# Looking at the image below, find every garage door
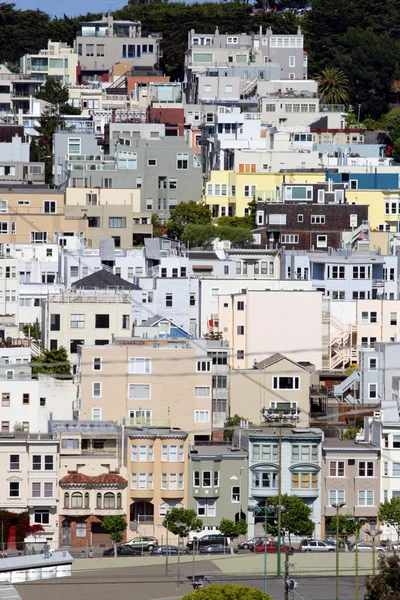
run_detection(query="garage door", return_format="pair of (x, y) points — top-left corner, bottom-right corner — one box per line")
(91, 522), (112, 546)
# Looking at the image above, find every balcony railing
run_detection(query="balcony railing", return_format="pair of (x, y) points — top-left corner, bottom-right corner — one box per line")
(320, 104), (346, 113)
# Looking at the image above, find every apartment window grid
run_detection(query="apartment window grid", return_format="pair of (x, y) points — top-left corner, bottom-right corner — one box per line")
(358, 490), (374, 506)
(329, 461), (345, 477)
(358, 461), (374, 477)
(291, 472), (318, 489)
(197, 499), (216, 517)
(291, 445), (318, 461)
(129, 358), (151, 374)
(328, 490), (345, 505)
(252, 444), (278, 461)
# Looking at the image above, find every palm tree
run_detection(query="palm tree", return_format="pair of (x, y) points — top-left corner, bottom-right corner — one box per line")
(317, 67), (350, 105)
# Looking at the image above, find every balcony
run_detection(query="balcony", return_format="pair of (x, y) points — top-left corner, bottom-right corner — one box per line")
(28, 497), (57, 507)
(372, 279), (385, 288)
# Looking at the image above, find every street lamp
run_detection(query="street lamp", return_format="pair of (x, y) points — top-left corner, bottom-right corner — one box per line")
(165, 511), (170, 576)
(351, 517), (367, 600)
(248, 504), (281, 595)
(365, 523), (383, 576)
(176, 521), (186, 591)
(331, 501), (345, 600)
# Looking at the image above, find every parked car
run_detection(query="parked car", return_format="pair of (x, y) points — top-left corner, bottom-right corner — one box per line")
(349, 542), (386, 552)
(238, 537), (263, 550)
(187, 534), (229, 550)
(299, 540), (335, 552)
(323, 538), (345, 549)
(252, 540), (293, 554)
(103, 545), (141, 556)
(124, 536), (158, 551)
(200, 545), (238, 555)
(149, 545), (191, 556)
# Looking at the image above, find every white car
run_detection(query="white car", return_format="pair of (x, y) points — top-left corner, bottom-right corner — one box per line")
(300, 540), (335, 552)
(351, 542), (386, 552)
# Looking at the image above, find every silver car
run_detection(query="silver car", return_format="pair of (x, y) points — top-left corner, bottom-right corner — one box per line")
(351, 542), (386, 552)
(300, 540), (335, 552)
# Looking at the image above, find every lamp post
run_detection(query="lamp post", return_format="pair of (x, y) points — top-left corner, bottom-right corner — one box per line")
(331, 501), (345, 600)
(248, 504), (280, 594)
(239, 466), (244, 518)
(176, 522), (186, 591)
(351, 517), (367, 600)
(365, 523), (383, 576)
(165, 511), (169, 576)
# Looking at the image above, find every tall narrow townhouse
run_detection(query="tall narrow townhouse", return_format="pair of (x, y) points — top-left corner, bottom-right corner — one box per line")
(127, 427), (189, 540)
(0, 433), (59, 548)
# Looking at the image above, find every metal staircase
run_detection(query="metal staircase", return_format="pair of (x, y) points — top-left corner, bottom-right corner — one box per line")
(242, 77), (258, 98)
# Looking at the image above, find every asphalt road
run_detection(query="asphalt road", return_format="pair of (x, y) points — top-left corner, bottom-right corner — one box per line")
(15, 559), (368, 600)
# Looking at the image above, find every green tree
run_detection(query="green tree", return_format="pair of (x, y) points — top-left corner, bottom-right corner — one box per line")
(35, 76), (69, 107)
(317, 67), (350, 105)
(342, 426), (361, 440)
(224, 414), (247, 442)
(180, 584), (272, 600)
(393, 138), (400, 163)
(379, 497), (400, 541)
(204, 331), (223, 341)
(22, 322), (41, 341)
(386, 109), (400, 143)
(217, 226), (254, 246)
(327, 513), (356, 545)
(365, 553), (400, 600)
(181, 224), (216, 248)
(162, 507), (202, 538)
(31, 346), (72, 379)
(166, 201), (211, 240)
(219, 518), (248, 540)
(101, 515), (127, 557)
(265, 494), (315, 542)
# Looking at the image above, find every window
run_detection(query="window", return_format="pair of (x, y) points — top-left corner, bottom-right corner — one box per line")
(369, 358), (377, 371)
(68, 138), (81, 155)
(311, 215), (325, 224)
(44, 482), (53, 497)
(22, 422), (29, 432)
(2, 393), (10, 407)
(128, 384), (150, 399)
(244, 185), (257, 198)
(45, 456), (54, 471)
(202, 471), (211, 487)
(95, 314), (109, 328)
(31, 232), (47, 243)
(289, 56), (295, 67)
(237, 350), (244, 360)
(291, 472), (318, 489)
(93, 357), (101, 371)
(44, 201), (56, 214)
(237, 325), (244, 335)
(197, 360), (211, 372)
(195, 410), (210, 423)
(177, 153), (189, 169)
(391, 312), (398, 326)
(329, 461), (345, 477)
(195, 386), (211, 397)
(394, 436), (400, 449)
(34, 509), (49, 525)
(368, 383), (377, 399)
(317, 235), (327, 248)
(50, 314), (61, 332)
(9, 482), (19, 497)
(237, 301), (244, 311)
(197, 500), (216, 517)
(232, 486), (240, 503)
(22, 393), (29, 405)
(166, 293), (173, 307)
(281, 234), (299, 244)
(252, 472), (279, 489)
(71, 314), (85, 329)
(92, 382), (102, 398)
(92, 408), (102, 421)
(76, 522), (87, 537)
(71, 492), (83, 508)
(358, 490), (374, 506)
(1, 421), (10, 432)
(32, 455), (42, 470)
(393, 463), (400, 476)
(9, 455), (19, 470)
(292, 445), (318, 461)
(358, 462), (374, 477)
(129, 358), (151, 374)
(273, 376), (299, 390)
(109, 217), (126, 228)
(0, 222), (7, 234)
(329, 490), (345, 506)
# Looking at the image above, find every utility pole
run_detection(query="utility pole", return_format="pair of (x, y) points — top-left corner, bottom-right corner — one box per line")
(277, 421), (282, 576)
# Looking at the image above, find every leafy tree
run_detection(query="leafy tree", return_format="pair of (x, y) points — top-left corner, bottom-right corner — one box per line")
(180, 584), (272, 600)
(166, 201), (211, 240)
(265, 494), (314, 542)
(31, 346), (72, 379)
(219, 518), (248, 540)
(327, 513), (356, 545)
(379, 497), (400, 541)
(393, 138), (400, 163)
(365, 553), (400, 600)
(204, 331), (223, 341)
(101, 516), (127, 557)
(386, 109), (400, 143)
(35, 76), (69, 107)
(162, 507), (202, 537)
(317, 67), (350, 105)
(224, 414), (247, 441)
(342, 426), (361, 440)
(181, 224), (216, 248)
(23, 322), (41, 341)
(217, 226), (254, 246)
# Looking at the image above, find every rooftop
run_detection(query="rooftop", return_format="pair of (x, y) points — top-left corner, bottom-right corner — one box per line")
(190, 444), (247, 458)
(50, 420), (120, 435)
(322, 439), (378, 450)
(72, 268), (140, 291)
(126, 427), (188, 439)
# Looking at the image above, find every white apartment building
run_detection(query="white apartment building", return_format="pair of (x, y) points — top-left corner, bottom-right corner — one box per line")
(0, 433), (59, 546)
(20, 40), (78, 83)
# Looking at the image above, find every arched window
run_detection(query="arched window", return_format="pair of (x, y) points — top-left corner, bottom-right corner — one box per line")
(71, 492), (83, 509)
(64, 492), (70, 509)
(96, 493), (102, 509)
(104, 492), (115, 509)
(117, 493), (122, 509)
(84, 492), (89, 509)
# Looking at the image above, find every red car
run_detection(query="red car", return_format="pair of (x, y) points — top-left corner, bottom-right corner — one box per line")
(252, 540), (293, 553)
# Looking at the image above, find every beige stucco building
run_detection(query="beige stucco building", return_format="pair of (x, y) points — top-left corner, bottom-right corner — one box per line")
(321, 439), (381, 539)
(77, 339), (213, 441)
(0, 188), (86, 244)
(218, 289), (324, 370)
(127, 427), (189, 540)
(229, 353), (313, 427)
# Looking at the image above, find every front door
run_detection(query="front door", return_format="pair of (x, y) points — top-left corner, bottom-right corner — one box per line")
(61, 520), (71, 546)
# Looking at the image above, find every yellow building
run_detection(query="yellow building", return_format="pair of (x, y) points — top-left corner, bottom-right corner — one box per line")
(204, 171), (325, 218)
(346, 189), (399, 233)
